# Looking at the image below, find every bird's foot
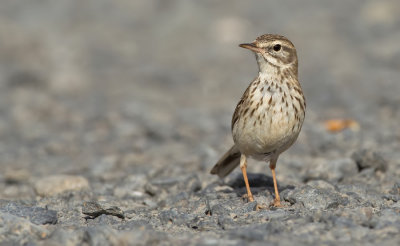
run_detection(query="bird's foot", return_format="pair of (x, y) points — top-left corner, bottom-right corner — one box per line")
(241, 195), (266, 210)
(242, 193), (254, 202)
(269, 198), (284, 208)
(255, 204), (267, 210)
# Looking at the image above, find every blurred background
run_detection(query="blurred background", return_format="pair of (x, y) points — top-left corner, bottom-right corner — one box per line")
(0, 0), (399, 198)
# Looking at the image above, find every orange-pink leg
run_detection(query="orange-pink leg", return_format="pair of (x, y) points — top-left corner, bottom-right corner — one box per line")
(240, 154), (254, 202)
(270, 158), (282, 207)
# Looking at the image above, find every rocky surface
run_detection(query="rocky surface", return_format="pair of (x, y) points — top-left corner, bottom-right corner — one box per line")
(0, 0), (399, 245)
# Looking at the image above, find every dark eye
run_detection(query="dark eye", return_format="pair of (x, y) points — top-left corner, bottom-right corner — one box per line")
(273, 44), (281, 51)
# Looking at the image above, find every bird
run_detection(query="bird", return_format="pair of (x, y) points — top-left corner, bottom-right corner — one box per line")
(210, 34), (306, 207)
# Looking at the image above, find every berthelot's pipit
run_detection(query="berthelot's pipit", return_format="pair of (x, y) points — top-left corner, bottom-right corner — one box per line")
(210, 34), (306, 207)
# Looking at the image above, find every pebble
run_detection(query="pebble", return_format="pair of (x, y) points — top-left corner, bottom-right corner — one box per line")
(351, 149), (388, 172)
(306, 180), (336, 191)
(283, 185), (348, 210)
(303, 158), (358, 182)
(0, 202), (57, 225)
(34, 175), (90, 197)
(82, 201), (125, 219)
(0, 212), (50, 243)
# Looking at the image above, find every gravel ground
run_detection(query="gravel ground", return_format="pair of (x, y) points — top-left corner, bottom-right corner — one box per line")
(0, 1), (399, 245)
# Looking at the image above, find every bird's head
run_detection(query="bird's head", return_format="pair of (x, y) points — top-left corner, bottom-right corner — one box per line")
(239, 34), (298, 74)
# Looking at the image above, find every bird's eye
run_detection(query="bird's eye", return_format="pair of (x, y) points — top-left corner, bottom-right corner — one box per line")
(273, 44), (281, 51)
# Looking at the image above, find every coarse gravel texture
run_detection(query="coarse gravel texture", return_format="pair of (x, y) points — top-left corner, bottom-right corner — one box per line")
(0, 0), (400, 245)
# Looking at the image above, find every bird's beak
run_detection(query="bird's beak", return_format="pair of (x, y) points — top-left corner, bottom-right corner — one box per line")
(239, 43), (263, 53)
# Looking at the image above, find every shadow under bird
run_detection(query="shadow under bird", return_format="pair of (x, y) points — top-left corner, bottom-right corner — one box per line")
(210, 34), (306, 207)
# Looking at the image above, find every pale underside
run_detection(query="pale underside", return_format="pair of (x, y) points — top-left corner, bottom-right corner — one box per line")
(232, 70), (305, 162)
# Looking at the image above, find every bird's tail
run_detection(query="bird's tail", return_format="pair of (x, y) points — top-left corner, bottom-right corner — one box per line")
(210, 145), (241, 178)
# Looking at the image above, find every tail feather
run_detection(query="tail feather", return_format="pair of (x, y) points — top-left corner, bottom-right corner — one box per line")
(210, 145), (241, 178)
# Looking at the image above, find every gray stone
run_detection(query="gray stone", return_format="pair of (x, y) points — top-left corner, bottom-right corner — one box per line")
(83, 226), (119, 246)
(0, 212), (50, 243)
(389, 182), (400, 195)
(384, 182), (400, 202)
(0, 202), (57, 225)
(87, 214), (121, 226)
(375, 209), (400, 229)
(235, 201), (258, 214)
(217, 215), (235, 230)
(82, 201), (125, 219)
(113, 174), (147, 199)
(351, 149), (388, 172)
(189, 216), (218, 231)
(34, 175), (89, 197)
(229, 226), (267, 241)
(47, 228), (85, 246)
(210, 203), (231, 216)
(337, 184), (383, 207)
(178, 174), (202, 193)
(144, 182), (161, 196)
(303, 158), (358, 182)
(158, 208), (193, 226)
(306, 180), (336, 191)
(118, 219), (152, 231)
(3, 169), (31, 184)
(151, 174), (202, 195)
(151, 177), (180, 187)
(283, 185), (349, 210)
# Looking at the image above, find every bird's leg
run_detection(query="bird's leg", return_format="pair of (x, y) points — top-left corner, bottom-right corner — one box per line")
(240, 154), (254, 202)
(269, 158), (282, 207)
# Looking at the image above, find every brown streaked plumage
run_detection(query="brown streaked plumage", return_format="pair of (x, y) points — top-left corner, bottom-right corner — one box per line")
(210, 34), (306, 207)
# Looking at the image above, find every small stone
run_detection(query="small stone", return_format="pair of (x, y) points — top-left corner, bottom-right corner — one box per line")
(47, 228), (85, 246)
(217, 215), (234, 229)
(284, 185), (348, 210)
(303, 158), (358, 182)
(4, 169), (31, 184)
(159, 209), (177, 225)
(389, 182), (400, 195)
(229, 225), (267, 241)
(143, 199), (157, 208)
(237, 201), (258, 214)
(83, 226), (119, 245)
(114, 188), (145, 199)
(0, 202), (57, 225)
(87, 214), (121, 226)
(210, 203), (231, 216)
(375, 209), (400, 229)
(34, 175), (89, 197)
(307, 180), (336, 191)
(151, 174), (201, 194)
(113, 174), (147, 199)
(151, 177), (179, 187)
(351, 149), (388, 172)
(178, 174), (201, 193)
(338, 184), (383, 207)
(103, 207), (125, 219)
(144, 183), (161, 196)
(189, 216), (217, 231)
(213, 185), (234, 193)
(0, 211), (50, 242)
(118, 219), (152, 231)
(90, 155), (118, 176)
(82, 201), (125, 219)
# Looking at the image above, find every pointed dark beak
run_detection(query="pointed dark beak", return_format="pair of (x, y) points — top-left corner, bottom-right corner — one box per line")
(239, 43), (263, 53)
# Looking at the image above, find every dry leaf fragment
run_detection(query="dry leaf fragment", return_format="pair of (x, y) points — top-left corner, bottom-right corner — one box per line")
(324, 119), (360, 132)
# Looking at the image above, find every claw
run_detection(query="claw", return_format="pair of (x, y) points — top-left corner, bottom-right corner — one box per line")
(270, 199), (284, 208)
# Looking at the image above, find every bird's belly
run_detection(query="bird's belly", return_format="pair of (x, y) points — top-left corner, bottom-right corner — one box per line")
(233, 110), (302, 157)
